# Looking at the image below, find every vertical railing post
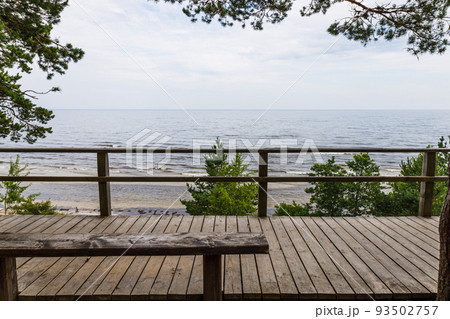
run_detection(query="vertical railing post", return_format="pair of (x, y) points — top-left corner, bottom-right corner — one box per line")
(418, 151), (436, 217)
(97, 151), (111, 217)
(203, 254), (222, 301)
(258, 151), (268, 217)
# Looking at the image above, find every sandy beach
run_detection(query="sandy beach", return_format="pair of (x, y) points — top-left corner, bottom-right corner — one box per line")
(22, 180), (312, 215)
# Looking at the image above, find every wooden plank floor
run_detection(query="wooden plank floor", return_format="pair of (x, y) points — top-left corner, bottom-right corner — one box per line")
(0, 215), (440, 300)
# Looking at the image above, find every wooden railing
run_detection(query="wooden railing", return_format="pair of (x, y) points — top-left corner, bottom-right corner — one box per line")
(0, 147), (449, 217)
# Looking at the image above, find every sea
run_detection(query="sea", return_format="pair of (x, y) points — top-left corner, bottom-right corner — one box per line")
(0, 109), (449, 212)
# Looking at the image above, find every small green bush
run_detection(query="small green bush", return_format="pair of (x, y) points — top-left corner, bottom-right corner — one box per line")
(181, 138), (258, 216)
(13, 200), (58, 215)
(275, 154), (384, 217)
(0, 155), (57, 215)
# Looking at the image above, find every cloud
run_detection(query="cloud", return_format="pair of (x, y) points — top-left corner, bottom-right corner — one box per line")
(19, 0), (450, 110)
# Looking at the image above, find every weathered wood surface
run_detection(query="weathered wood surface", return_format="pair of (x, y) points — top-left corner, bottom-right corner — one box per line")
(0, 232), (269, 257)
(0, 215), (441, 301)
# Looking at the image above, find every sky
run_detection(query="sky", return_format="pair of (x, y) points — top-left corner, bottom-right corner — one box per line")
(21, 0), (450, 110)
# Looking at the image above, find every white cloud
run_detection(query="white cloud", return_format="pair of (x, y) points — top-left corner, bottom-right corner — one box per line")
(20, 0), (450, 110)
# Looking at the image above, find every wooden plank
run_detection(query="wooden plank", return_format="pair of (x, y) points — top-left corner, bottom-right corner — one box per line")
(70, 215), (128, 301)
(0, 257), (18, 300)
(406, 216), (438, 232)
(20, 257), (76, 300)
(238, 216), (262, 300)
(300, 217), (378, 300)
(270, 217), (320, 299)
(222, 216), (242, 300)
(170, 216), (202, 301)
(15, 215), (55, 233)
(364, 217), (438, 269)
(258, 217), (298, 299)
(17, 215), (81, 296)
(56, 216), (139, 300)
(318, 218), (411, 299)
(396, 217), (439, 241)
(0, 215), (33, 232)
(55, 256), (104, 301)
(35, 257), (88, 300)
(17, 257), (59, 293)
(348, 218), (437, 292)
(413, 216), (439, 227)
(301, 217), (389, 300)
(280, 217), (354, 300)
(16, 257), (31, 269)
(0, 215), (14, 228)
(248, 216), (280, 300)
(23, 216), (65, 233)
(53, 215), (87, 234)
(145, 215), (183, 300)
(159, 215), (194, 301)
(65, 216), (96, 233)
(150, 215), (190, 300)
(109, 217), (155, 301)
(92, 216), (143, 300)
(378, 218), (439, 259)
(335, 218), (432, 298)
(41, 215), (80, 234)
(187, 216), (215, 300)
(130, 215), (173, 300)
(35, 217), (121, 300)
(2, 215), (42, 233)
(19, 217), (90, 300)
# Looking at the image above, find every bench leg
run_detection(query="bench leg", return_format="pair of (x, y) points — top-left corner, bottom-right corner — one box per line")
(0, 257), (18, 301)
(203, 255), (222, 301)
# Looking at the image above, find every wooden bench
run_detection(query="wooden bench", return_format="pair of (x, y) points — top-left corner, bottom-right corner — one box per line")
(0, 232), (269, 301)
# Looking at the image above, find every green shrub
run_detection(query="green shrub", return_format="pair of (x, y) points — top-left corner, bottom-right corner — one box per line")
(275, 136), (450, 217)
(277, 153), (385, 217)
(0, 155), (57, 215)
(274, 201), (314, 216)
(383, 136), (449, 216)
(13, 200), (58, 215)
(181, 138), (258, 216)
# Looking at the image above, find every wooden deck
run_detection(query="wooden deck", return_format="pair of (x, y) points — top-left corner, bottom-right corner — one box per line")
(0, 214), (440, 300)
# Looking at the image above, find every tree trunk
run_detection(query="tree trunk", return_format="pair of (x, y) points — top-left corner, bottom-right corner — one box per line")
(437, 160), (450, 300)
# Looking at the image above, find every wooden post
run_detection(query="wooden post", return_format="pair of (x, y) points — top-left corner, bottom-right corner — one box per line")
(97, 152), (111, 217)
(418, 151), (436, 217)
(203, 254), (222, 301)
(0, 257), (18, 300)
(258, 151), (268, 217)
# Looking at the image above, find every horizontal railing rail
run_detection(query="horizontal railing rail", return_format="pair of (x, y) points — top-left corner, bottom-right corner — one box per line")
(0, 147), (448, 217)
(1, 147), (450, 153)
(0, 176), (447, 182)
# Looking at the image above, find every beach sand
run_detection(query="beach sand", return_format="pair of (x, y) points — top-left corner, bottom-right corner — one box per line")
(22, 181), (312, 216)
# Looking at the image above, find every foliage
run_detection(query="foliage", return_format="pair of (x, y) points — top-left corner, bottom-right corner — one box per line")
(305, 156), (348, 216)
(0, 155), (57, 215)
(13, 199), (57, 215)
(383, 135), (449, 216)
(1, 0), (84, 143)
(181, 138), (258, 215)
(276, 136), (450, 217)
(161, 0), (450, 56)
(274, 201), (314, 216)
(275, 153), (384, 216)
(344, 153), (383, 216)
